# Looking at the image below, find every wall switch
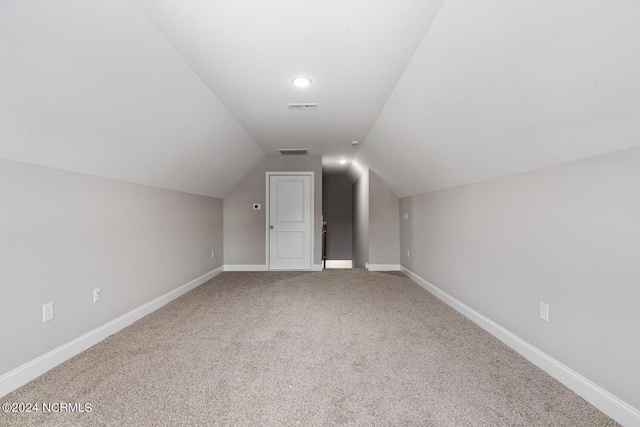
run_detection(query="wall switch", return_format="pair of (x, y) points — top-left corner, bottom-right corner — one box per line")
(43, 302), (54, 323)
(211, 250), (215, 258)
(540, 302), (549, 322)
(253, 203), (261, 210)
(93, 288), (101, 303)
(404, 212), (409, 220)
(407, 250), (411, 258)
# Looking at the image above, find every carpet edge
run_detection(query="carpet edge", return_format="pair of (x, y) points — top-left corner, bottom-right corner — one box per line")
(0, 266), (224, 398)
(400, 265), (640, 427)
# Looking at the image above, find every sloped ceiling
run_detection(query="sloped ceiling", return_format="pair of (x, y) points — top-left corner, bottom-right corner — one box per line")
(351, 0), (640, 197)
(0, 0), (264, 198)
(1, 0), (639, 198)
(132, 0), (444, 172)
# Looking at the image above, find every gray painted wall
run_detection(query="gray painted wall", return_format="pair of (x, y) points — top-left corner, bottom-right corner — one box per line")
(224, 155), (323, 266)
(399, 148), (640, 410)
(369, 170), (400, 265)
(0, 158), (223, 376)
(352, 170), (369, 268)
(322, 172), (352, 260)
(352, 169), (400, 268)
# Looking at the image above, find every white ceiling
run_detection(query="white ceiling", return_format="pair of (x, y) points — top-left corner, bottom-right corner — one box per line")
(132, 0), (444, 172)
(1, 0), (639, 198)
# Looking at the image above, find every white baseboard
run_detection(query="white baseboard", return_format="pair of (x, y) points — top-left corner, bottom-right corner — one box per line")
(224, 264), (321, 271)
(325, 260), (353, 269)
(400, 266), (640, 427)
(368, 264), (401, 271)
(0, 266), (223, 398)
(224, 264), (267, 271)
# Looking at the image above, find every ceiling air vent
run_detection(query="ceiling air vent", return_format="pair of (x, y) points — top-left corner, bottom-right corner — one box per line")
(278, 149), (308, 155)
(286, 103), (318, 110)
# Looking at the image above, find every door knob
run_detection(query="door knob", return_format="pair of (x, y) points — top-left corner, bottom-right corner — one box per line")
(270, 225), (274, 229)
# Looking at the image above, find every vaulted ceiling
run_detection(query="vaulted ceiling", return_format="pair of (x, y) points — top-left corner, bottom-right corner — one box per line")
(1, 0), (639, 198)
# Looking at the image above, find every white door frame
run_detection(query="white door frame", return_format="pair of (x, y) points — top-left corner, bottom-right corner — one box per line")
(265, 171), (314, 270)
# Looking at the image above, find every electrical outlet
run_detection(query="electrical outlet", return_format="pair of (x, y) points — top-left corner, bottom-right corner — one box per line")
(43, 302), (54, 323)
(404, 212), (409, 220)
(540, 302), (549, 322)
(93, 288), (101, 303)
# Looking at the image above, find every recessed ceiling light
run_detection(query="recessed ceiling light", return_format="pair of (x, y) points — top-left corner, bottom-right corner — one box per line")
(339, 159), (347, 164)
(291, 77), (312, 88)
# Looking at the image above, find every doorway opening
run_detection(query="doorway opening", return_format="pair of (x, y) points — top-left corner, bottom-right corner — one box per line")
(321, 171), (353, 269)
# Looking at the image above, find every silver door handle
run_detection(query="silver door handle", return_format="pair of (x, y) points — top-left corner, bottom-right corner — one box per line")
(270, 225), (274, 229)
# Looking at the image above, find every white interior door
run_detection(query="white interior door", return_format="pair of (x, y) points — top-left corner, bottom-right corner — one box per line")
(268, 174), (312, 270)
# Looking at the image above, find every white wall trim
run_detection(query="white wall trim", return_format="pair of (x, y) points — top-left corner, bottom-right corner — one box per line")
(225, 265), (319, 272)
(368, 264), (401, 271)
(0, 266), (223, 398)
(400, 266), (640, 427)
(325, 260), (353, 269)
(224, 264), (268, 271)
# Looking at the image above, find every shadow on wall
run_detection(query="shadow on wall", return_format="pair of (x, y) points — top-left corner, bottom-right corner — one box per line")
(322, 171), (353, 266)
(351, 169), (400, 269)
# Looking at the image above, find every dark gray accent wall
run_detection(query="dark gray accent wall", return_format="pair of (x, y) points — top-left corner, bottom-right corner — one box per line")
(322, 172), (353, 260)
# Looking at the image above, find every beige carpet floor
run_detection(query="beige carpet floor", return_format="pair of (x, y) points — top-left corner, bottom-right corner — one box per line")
(1, 270), (617, 426)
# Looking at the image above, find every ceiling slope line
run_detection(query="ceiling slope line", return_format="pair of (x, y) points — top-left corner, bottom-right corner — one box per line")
(348, 0), (447, 184)
(130, 0), (265, 158)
